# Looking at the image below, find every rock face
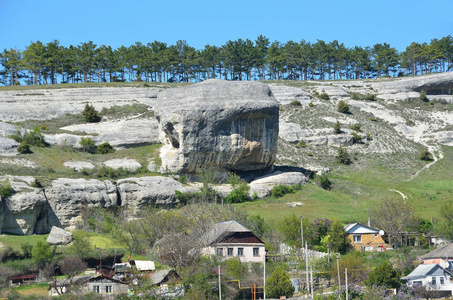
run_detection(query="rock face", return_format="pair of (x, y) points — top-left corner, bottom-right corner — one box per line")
(47, 226), (73, 245)
(117, 176), (195, 210)
(249, 171), (307, 198)
(0, 137), (19, 156)
(45, 178), (118, 229)
(0, 177), (48, 235)
(155, 79), (279, 174)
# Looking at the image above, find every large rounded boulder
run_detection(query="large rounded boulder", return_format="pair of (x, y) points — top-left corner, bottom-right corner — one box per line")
(154, 79), (279, 175)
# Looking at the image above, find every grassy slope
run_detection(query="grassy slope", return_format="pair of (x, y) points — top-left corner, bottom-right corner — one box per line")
(237, 146), (453, 224)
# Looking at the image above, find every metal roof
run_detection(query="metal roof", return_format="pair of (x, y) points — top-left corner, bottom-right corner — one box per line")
(402, 263), (451, 280)
(420, 243), (453, 260)
(202, 220), (251, 245)
(132, 260), (155, 271)
(344, 223), (380, 234)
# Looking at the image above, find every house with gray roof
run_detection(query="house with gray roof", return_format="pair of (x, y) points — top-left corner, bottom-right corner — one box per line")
(402, 263), (453, 296)
(201, 220), (265, 263)
(420, 243), (453, 270)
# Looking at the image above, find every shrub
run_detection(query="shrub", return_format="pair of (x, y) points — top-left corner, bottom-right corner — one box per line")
(316, 174), (332, 190)
(80, 137), (96, 154)
(17, 141), (32, 154)
(30, 178), (43, 188)
(350, 123), (361, 132)
(270, 184), (302, 198)
(96, 142), (115, 154)
(369, 117), (378, 122)
(420, 90), (428, 102)
(265, 266), (294, 298)
(11, 127), (47, 147)
(420, 149), (433, 161)
(352, 132), (362, 144)
(0, 179), (12, 198)
(82, 104), (101, 122)
(290, 100), (301, 106)
(365, 261), (401, 289)
(296, 140), (306, 148)
(308, 102), (314, 107)
(225, 182), (250, 203)
(333, 121), (341, 134)
(337, 100), (350, 113)
(366, 133), (372, 141)
(336, 146), (351, 165)
(319, 92), (330, 100)
(365, 94), (377, 101)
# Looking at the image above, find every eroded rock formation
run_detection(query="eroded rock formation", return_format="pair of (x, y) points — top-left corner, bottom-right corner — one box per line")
(155, 79), (279, 175)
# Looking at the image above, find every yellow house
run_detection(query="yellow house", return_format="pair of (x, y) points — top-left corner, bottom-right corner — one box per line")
(344, 223), (388, 251)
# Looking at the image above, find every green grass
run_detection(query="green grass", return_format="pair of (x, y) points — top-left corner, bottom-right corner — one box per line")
(0, 234), (48, 251)
(237, 146), (453, 224)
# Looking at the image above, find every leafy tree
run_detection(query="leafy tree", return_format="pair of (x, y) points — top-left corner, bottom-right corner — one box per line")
(79, 137), (96, 154)
(435, 200), (453, 241)
(278, 213), (309, 248)
(82, 103), (101, 122)
(420, 90), (428, 101)
(330, 252), (368, 285)
(337, 100), (350, 113)
(32, 241), (53, 267)
(265, 266), (294, 298)
(70, 231), (92, 259)
(336, 145), (351, 165)
(366, 261), (401, 289)
(323, 220), (351, 254)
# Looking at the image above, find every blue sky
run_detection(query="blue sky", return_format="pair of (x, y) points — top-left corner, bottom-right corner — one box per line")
(1, 0), (452, 52)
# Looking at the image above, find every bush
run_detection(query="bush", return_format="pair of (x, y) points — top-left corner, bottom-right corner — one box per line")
(352, 132), (362, 144)
(365, 261), (401, 289)
(366, 133), (372, 141)
(0, 179), (12, 198)
(270, 184), (302, 198)
(336, 146), (351, 165)
(17, 141), (32, 154)
(80, 137), (97, 154)
(350, 123), (361, 132)
(265, 266), (294, 298)
(82, 104), (101, 122)
(290, 100), (301, 106)
(333, 121), (341, 134)
(96, 142), (115, 154)
(420, 149), (433, 161)
(10, 127), (47, 147)
(30, 178), (43, 188)
(365, 94), (377, 101)
(296, 140), (306, 148)
(337, 100), (350, 113)
(225, 183), (250, 203)
(316, 174), (332, 190)
(369, 117), (378, 122)
(318, 92), (329, 100)
(308, 102), (314, 107)
(420, 90), (428, 102)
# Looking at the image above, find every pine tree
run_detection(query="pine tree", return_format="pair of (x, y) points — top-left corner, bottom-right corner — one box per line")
(265, 266), (295, 298)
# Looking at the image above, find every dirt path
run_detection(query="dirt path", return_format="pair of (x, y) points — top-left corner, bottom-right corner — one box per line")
(389, 189), (408, 199)
(408, 143), (443, 181)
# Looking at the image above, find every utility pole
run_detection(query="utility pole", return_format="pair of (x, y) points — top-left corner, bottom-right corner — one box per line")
(305, 242), (309, 294)
(218, 265), (221, 300)
(263, 254), (266, 300)
(336, 253), (341, 300)
(310, 266), (314, 299)
(300, 216), (304, 249)
(345, 268), (348, 300)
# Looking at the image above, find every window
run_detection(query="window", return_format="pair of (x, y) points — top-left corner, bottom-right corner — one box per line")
(374, 234), (378, 237)
(93, 285), (100, 293)
(238, 248), (244, 256)
(413, 281), (422, 286)
(432, 277), (436, 285)
(253, 247), (259, 256)
(353, 235), (362, 243)
(106, 286), (112, 293)
(441, 277), (445, 285)
(217, 248), (224, 256)
(227, 248), (233, 256)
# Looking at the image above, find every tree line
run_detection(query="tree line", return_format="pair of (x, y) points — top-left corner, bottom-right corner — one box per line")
(1, 35), (453, 86)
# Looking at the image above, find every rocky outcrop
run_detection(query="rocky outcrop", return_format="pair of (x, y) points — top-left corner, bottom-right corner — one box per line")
(268, 84), (312, 105)
(45, 178), (118, 230)
(155, 79), (279, 175)
(0, 137), (19, 156)
(47, 226), (73, 245)
(0, 177), (48, 235)
(372, 72), (453, 94)
(63, 161), (96, 171)
(117, 176), (196, 210)
(103, 159), (142, 172)
(60, 118), (160, 149)
(249, 171), (307, 198)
